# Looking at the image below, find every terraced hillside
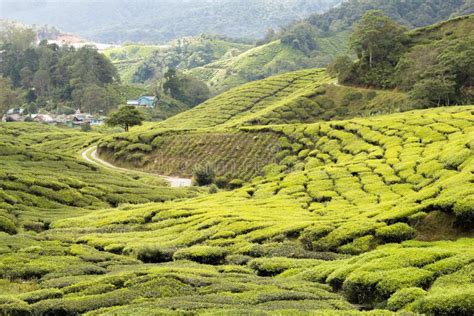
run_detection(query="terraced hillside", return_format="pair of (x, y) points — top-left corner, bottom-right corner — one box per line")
(0, 124), (196, 233)
(96, 68), (421, 179)
(189, 33), (349, 93)
(103, 36), (252, 84)
(1, 106), (472, 315)
(98, 130), (281, 181)
(154, 68), (418, 130)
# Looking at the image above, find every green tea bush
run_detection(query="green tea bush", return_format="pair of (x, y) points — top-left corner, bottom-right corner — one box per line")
(17, 288), (63, 304)
(136, 245), (176, 263)
(0, 213), (17, 234)
(375, 223), (416, 243)
(386, 287), (426, 311)
(453, 196), (473, 229)
(414, 291), (474, 316)
(173, 246), (228, 265)
(228, 179), (244, 189)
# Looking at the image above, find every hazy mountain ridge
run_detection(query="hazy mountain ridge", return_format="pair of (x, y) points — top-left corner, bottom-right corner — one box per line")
(0, 0), (342, 44)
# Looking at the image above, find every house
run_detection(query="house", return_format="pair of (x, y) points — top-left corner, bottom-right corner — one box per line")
(2, 108), (26, 122)
(127, 96), (156, 109)
(90, 117), (106, 126)
(32, 114), (56, 124)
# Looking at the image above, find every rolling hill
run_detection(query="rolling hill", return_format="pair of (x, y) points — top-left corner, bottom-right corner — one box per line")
(1, 105), (472, 314)
(103, 35), (253, 84)
(188, 0), (473, 93)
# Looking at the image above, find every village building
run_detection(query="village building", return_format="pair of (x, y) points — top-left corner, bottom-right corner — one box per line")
(127, 96), (157, 109)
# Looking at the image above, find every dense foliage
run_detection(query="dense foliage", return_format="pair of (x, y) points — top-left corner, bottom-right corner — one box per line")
(1, 106), (471, 314)
(188, 0), (472, 94)
(330, 13), (474, 106)
(0, 25), (125, 114)
(161, 69), (211, 107)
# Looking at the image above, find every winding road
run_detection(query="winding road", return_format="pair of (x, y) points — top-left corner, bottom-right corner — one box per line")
(81, 147), (192, 188)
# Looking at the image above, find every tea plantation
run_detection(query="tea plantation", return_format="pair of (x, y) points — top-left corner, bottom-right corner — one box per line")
(95, 68), (421, 179)
(0, 105), (472, 314)
(0, 124), (196, 233)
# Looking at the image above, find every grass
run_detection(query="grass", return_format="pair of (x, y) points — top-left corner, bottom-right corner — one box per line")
(0, 103), (472, 314)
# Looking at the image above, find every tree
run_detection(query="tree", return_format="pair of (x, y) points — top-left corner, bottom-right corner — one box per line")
(411, 72), (457, 106)
(106, 106), (144, 132)
(350, 10), (407, 69)
(0, 77), (21, 114)
(281, 23), (318, 55)
(192, 162), (216, 186)
(162, 69), (210, 106)
(327, 55), (354, 83)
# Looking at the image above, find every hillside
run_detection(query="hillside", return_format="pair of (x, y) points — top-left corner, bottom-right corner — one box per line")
(104, 35), (253, 84)
(188, 0), (473, 93)
(331, 13), (473, 107)
(161, 68), (417, 130)
(0, 0), (341, 44)
(1, 106), (472, 314)
(0, 124), (196, 233)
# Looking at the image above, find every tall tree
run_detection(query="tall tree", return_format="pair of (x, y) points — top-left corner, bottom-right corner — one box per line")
(350, 10), (407, 69)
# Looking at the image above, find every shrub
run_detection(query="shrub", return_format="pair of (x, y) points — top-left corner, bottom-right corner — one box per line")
(136, 245), (176, 263)
(375, 223), (416, 243)
(0, 213), (17, 235)
(192, 162), (216, 186)
(387, 287), (426, 311)
(173, 246), (228, 265)
(228, 179), (244, 190)
(453, 197), (473, 229)
(414, 291), (474, 316)
(215, 176), (229, 189)
(208, 184), (219, 194)
(18, 288), (63, 304)
(248, 257), (318, 277)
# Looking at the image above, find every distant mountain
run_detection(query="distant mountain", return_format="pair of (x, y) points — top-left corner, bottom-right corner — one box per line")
(0, 0), (342, 44)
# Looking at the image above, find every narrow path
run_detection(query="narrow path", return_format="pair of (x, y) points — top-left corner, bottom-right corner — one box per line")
(81, 147), (192, 188)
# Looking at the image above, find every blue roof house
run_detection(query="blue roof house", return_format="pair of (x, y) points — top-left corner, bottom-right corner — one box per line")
(127, 96), (156, 108)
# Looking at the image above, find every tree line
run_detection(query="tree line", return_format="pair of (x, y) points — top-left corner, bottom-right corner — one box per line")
(0, 25), (125, 115)
(328, 11), (473, 106)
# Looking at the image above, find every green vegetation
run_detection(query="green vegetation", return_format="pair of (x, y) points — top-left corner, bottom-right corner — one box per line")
(190, 0), (472, 93)
(0, 123), (196, 230)
(106, 106), (145, 132)
(330, 13), (473, 106)
(0, 25), (141, 115)
(98, 130), (280, 181)
(104, 35), (252, 84)
(1, 0), (341, 44)
(0, 106), (470, 314)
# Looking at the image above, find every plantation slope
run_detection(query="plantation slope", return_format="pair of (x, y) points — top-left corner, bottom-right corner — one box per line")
(104, 37), (253, 84)
(42, 106), (474, 314)
(0, 123), (196, 232)
(157, 68), (333, 129)
(189, 33), (349, 93)
(98, 130), (281, 182)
